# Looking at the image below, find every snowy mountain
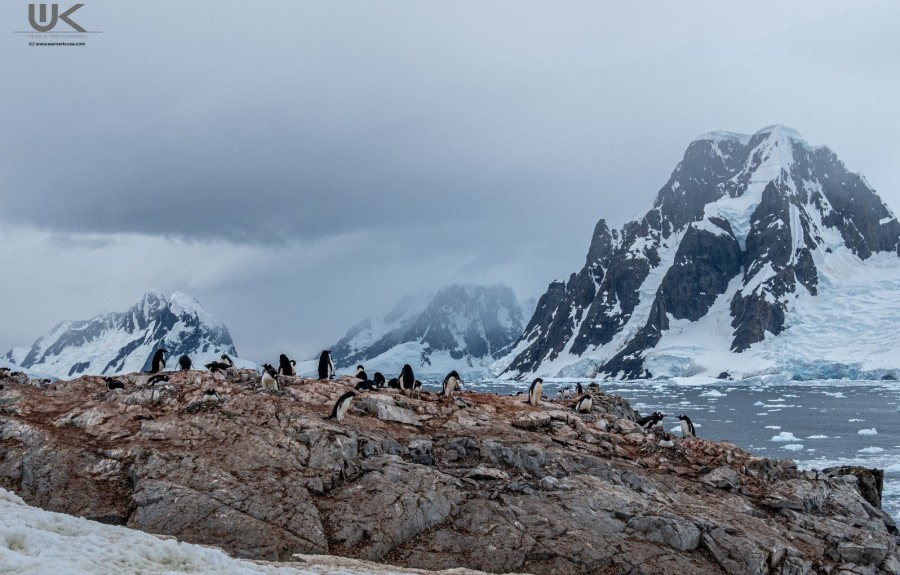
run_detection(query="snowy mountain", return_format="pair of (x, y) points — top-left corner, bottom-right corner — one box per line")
(331, 284), (533, 379)
(4, 291), (245, 379)
(496, 126), (900, 380)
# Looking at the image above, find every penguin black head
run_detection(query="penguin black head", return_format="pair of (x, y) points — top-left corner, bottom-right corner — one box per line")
(677, 414), (688, 421)
(356, 365), (364, 371)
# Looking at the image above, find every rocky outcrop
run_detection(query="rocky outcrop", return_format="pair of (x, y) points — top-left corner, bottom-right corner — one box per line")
(1, 369), (898, 574)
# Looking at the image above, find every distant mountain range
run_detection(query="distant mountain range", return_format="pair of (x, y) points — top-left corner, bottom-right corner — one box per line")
(330, 284), (534, 378)
(495, 126), (900, 381)
(4, 292), (246, 379)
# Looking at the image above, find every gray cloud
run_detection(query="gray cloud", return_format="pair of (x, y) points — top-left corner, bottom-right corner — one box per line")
(1, 1), (898, 361)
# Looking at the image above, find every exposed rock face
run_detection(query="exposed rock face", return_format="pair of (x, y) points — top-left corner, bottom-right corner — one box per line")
(4, 291), (240, 378)
(1, 370), (898, 574)
(497, 126), (900, 379)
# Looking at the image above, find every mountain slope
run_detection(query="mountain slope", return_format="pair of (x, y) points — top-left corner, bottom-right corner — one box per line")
(496, 126), (900, 380)
(5, 291), (243, 378)
(331, 284), (532, 378)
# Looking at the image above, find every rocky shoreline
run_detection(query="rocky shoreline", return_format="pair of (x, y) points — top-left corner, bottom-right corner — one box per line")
(1, 369), (898, 574)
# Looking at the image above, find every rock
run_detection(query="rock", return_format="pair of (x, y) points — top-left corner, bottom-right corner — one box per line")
(0, 371), (896, 574)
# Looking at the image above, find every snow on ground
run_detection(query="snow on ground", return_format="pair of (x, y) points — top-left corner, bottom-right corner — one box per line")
(0, 489), (492, 575)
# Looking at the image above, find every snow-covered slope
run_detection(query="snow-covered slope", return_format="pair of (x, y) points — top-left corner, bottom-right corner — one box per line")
(0, 488), (479, 575)
(331, 285), (532, 379)
(496, 126), (900, 380)
(4, 291), (249, 379)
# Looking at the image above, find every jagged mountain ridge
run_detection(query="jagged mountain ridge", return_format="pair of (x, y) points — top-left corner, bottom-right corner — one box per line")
(497, 126), (900, 380)
(4, 291), (240, 378)
(331, 284), (533, 377)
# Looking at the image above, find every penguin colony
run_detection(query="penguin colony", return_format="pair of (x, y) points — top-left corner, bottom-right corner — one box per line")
(72, 348), (699, 437)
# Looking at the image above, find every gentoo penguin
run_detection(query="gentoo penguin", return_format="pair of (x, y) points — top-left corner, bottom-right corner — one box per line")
(205, 354), (234, 372)
(147, 374), (169, 385)
(526, 377), (543, 406)
(558, 386), (572, 399)
(398, 364), (416, 392)
(104, 377), (125, 390)
(178, 355), (192, 371)
(260, 364), (279, 391)
(637, 411), (665, 430)
(278, 354), (294, 376)
(387, 377), (400, 389)
(290, 359), (297, 375)
(657, 433), (675, 448)
(202, 389), (220, 402)
(318, 350), (334, 380)
(327, 391), (356, 422)
(355, 365), (368, 381)
(441, 370), (462, 396)
(575, 382), (584, 395)
(149, 348), (167, 373)
(574, 394), (593, 413)
(355, 379), (379, 391)
(373, 372), (386, 388)
(678, 414), (696, 438)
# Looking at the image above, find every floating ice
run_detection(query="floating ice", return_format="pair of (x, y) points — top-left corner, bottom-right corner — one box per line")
(753, 401), (765, 406)
(781, 444), (804, 451)
(823, 392), (846, 398)
(806, 435), (828, 439)
(700, 390), (725, 397)
(858, 447), (884, 454)
(848, 418), (864, 422)
(771, 432), (799, 442)
(765, 426), (781, 429)
(858, 428), (878, 435)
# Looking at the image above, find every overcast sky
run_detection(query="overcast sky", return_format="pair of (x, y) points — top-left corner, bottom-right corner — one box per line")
(1, 1), (898, 363)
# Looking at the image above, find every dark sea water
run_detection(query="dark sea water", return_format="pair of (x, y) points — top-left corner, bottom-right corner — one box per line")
(436, 378), (900, 520)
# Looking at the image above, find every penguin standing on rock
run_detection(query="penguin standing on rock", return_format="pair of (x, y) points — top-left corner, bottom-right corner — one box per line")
(149, 349), (167, 373)
(104, 377), (125, 391)
(327, 391), (356, 422)
(354, 365), (368, 381)
(678, 414), (696, 438)
(260, 364), (279, 391)
(657, 433), (675, 448)
(278, 354), (294, 376)
(178, 355), (192, 371)
(318, 351), (334, 380)
(441, 370), (462, 397)
(373, 372), (386, 388)
(574, 394), (593, 413)
(526, 378), (543, 406)
(202, 389), (221, 402)
(398, 364), (416, 395)
(576, 382), (584, 395)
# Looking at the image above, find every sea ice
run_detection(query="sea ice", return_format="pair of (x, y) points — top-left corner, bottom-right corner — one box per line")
(765, 426), (781, 429)
(858, 447), (884, 454)
(858, 428), (878, 435)
(781, 444), (804, 451)
(806, 435), (828, 439)
(771, 432), (799, 442)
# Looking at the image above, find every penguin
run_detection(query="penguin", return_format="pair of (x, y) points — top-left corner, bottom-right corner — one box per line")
(205, 354), (234, 372)
(574, 394), (593, 413)
(355, 379), (379, 391)
(202, 389), (220, 402)
(318, 350), (334, 380)
(387, 377), (400, 389)
(657, 433), (675, 448)
(147, 374), (169, 385)
(558, 386), (572, 399)
(373, 372), (386, 388)
(290, 359), (297, 375)
(575, 382), (584, 395)
(178, 355), (192, 371)
(354, 365), (368, 381)
(441, 370), (462, 396)
(149, 348), (167, 373)
(327, 391), (356, 422)
(260, 364), (279, 391)
(678, 414), (696, 438)
(525, 377), (543, 406)
(104, 377), (125, 391)
(398, 364), (416, 392)
(637, 411), (665, 430)
(278, 354), (294, 376)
